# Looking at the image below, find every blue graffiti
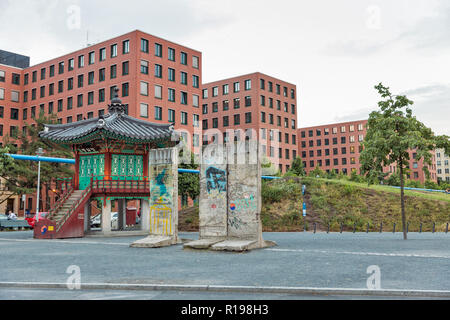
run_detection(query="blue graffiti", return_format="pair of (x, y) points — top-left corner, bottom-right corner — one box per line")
(151, 169), (167, 196)
(205, 167), (227, 193)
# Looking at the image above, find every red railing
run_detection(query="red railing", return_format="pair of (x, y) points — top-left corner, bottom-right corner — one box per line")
(91, 176), (150, 194)
(56, 184), (92, 233)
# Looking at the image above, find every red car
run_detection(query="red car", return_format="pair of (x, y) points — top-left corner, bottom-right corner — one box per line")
(26, 212), (48, 229)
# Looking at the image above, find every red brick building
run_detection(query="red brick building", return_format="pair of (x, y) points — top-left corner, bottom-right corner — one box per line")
(298, 119), (437, 183)
(0, 30), (203, 214)
(202, 73), (298, 173)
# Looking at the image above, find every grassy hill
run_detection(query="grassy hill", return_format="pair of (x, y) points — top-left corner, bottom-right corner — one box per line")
(179, 177), (450, 232)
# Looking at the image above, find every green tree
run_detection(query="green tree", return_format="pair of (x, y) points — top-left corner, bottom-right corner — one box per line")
(1, 113), (74, 210)
(288, 157), (306, 176)
(360, 83), (450, 240)
(178, 152), (200, 203)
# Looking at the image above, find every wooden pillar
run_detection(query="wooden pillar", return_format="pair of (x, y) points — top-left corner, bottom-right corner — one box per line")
(74, 151), (80, 190)
(143, 150), (149, 180)
(104, 151), (111, 180)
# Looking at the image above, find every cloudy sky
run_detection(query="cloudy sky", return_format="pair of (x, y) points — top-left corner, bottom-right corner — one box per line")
(1, 0), (449, 135)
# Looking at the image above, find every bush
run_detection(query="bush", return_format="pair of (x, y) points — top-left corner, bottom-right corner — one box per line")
(406, 180), (423, 189)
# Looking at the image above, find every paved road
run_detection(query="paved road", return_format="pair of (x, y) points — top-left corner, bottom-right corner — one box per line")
(0, 231), (449, 297)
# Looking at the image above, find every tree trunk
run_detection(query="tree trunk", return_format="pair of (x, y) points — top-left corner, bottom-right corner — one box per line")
(400, 163), (407, 240)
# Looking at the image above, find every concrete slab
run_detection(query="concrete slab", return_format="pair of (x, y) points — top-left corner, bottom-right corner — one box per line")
(130, 235), (178, 248)
(211, 239), (277, 252)
(183, 238), (225, 250)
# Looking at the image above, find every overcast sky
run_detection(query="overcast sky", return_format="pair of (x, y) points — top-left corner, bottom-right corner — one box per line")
(1, 0), (449, 135)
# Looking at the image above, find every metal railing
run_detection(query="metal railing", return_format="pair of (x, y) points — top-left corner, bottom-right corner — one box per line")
(303, 221), (449, 234)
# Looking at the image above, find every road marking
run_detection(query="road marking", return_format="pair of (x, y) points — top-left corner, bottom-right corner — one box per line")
(265, 248), (450, 259)
(0, 238), (130, 246)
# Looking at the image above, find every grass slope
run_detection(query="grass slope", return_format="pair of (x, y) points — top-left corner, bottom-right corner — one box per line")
(179, 177), (450, 232)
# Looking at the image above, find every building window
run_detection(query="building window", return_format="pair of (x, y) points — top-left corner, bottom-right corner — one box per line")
(141, 38), (149, 53)
(12, 73), (20, 85)
(154, 64), (162, 78)
(180, 52), (187, 65)
(140, 82), (149, 96)
(123, 40), (130, 54)
(88, 52), (95, 65)
(111, 44), (118, 58)
(202, 89), (208, 99)
(233, 82), (240, 92)
(193, 94), (199, 107)
(202, 104), (208, 114)
(168, 47), (175, 61)
(153, 85), (162, 99)
(58, 61), (64, 74)
(193, 114), (200, 127)
(67, 97), (73, 109)
(10, 108), (19, 120)
(99, 68), (105, 82)
(245, 79), (251, 90)
(245, 96), (252, 107)
(223, 116), (229, 127)
(223, 100), (229, 111)
(245, 112), (252, 124)
(122, 61), (129, 75)
(78, 55), (84, 68)
(181, 112), (188, 125)
(212, 86), (218, 97)
(168, 109), (175, 123)
(77, 94), (83, 107)
(168, 68), (175, 81)
(223, 84), (229, 95)
(261, 112), (266, 123)
(99, 48), (106, 61)
(110, 65), (117, 79)
(67, 78), (73, 90)
(49, 66), (54, 77)
(180, 91), (187, 105)
(168, 88), (175, 102)
(212, 117), (218, 128)
(88, 71), (94, 85)
(77, 75), (84, 88)
(88, 92), (94, 105)
(193, 75), (199, 88)
(122, 83), (129, 97)
(58, 80), (64, 93)
(181, 72), (187, 85)
(192, 56), (199, 69)
(155, 43), (162, 57)
(154, 106), (162, 120)
(11, 91), (19, 102)
(234, 98), (240, 109)
(234, 114), (240, 125)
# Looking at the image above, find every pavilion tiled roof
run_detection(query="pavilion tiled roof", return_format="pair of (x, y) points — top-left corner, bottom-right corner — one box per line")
(39, 89), (177, 145)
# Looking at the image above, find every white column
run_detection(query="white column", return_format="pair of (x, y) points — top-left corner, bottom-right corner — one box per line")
(141, 199), (150, 232)
(102, 199), (112, 233)
(84, 201), (91, 233)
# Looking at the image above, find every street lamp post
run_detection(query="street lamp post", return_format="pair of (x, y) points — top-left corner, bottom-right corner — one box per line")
(36, 148), (44, 223)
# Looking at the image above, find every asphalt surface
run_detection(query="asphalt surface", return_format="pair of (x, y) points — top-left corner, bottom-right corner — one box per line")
(0, 231), (449, 299)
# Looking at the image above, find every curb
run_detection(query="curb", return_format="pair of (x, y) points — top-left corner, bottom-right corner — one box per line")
(0, 282), (449, 298)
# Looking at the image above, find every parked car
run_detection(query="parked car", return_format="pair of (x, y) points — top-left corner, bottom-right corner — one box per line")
(90, 214), (101, 228)
(90, 212), (118, 229)
(25, 212), (48, 229)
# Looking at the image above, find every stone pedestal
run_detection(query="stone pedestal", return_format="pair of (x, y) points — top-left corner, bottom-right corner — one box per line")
(101, 199), (112, 234)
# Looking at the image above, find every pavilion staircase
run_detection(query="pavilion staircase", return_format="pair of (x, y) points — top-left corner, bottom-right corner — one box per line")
(34, 184), (92, 239)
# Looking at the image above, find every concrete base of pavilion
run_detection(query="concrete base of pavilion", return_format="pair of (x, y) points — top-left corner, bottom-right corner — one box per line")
(129, 235), (181, 248)
(184, 238), (277, 252)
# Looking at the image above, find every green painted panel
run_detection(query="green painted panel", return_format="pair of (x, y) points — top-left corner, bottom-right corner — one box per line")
(111, 154), (143, 181)
(78, 154), (105, 190)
